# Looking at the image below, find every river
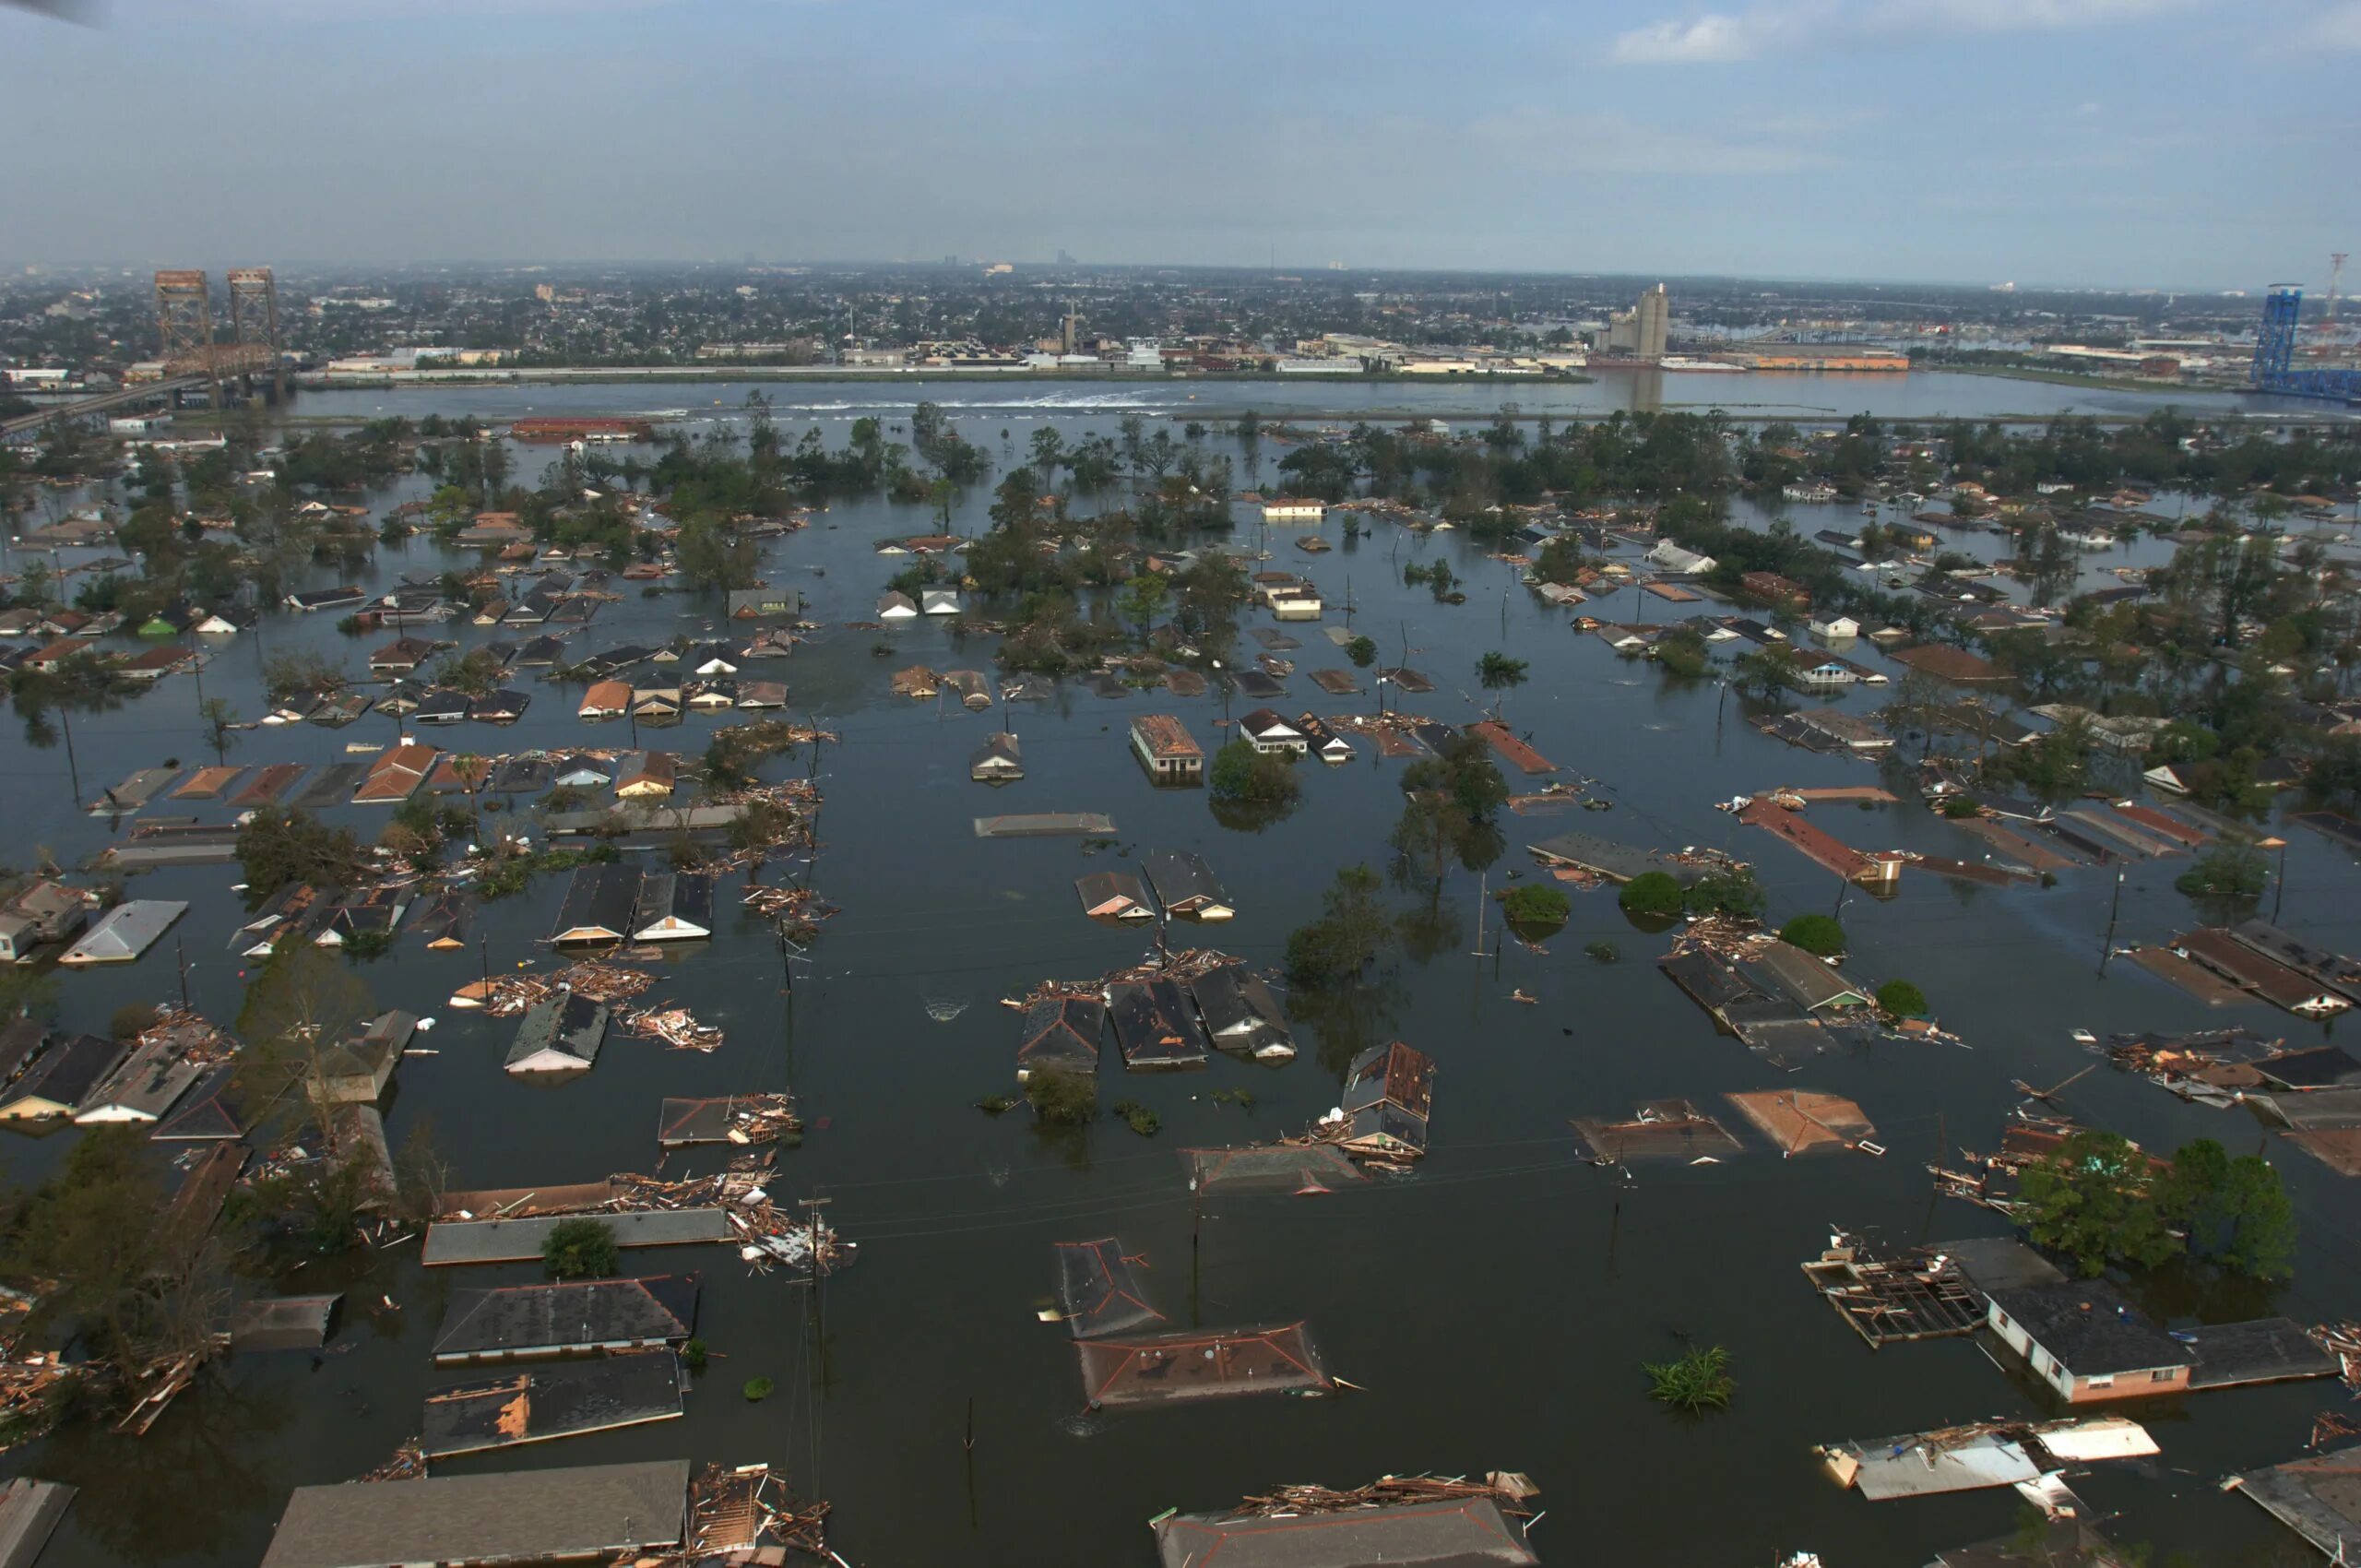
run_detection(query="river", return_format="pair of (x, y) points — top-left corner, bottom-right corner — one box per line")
(3, 386), (2356, 1568)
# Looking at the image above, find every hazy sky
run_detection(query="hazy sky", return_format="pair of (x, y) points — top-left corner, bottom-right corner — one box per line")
(1, 0), (2354, 289)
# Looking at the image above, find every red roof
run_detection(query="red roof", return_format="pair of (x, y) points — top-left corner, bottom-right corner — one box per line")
(354, 743), (438, 802)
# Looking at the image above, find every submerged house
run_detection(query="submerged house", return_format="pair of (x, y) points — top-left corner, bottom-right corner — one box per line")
(1747, 940), (1875, 1014)
(577, 680), (631, 719)
(0, 1034), (129, 1121)
(0, 881), (89, 961)
(1075, 871), (1155, 922)
(632, 873), (713, 943)
(1130, 715), (1204, 787)
(74, 1037), (205, 1124)
(261, 1460), (692, 1568)
(1143, 850), (1233, 921)
(1985, 1281), (2192, 1404)
(57, 900), (186, 967)
(970, 731), (1024, 783)
(1016, 996), (1105, 1080)
(614, 752), (677, 800)
(309, 1012), (418, 1106)
(352, 744), (438, 805)
(1107, 979), (1211, 1069)
(1237, 708), (1308, 756)
(1188, 967), (1296, 1062)
(431, 1276), (700, 1364)
(1337, 1041), (1436, 1160)
(552, 865), (641, 946)
(504, 993), (610, 1075)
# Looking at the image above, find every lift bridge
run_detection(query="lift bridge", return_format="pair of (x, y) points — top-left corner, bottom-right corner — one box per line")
(2251, 284), (2361, 403)
(155, 267), (289, 408)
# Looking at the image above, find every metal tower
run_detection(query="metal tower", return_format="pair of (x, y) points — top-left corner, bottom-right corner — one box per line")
(226, 267), (286, 400)
(2252, 284), (2301, 384)
(153, 269), (221, 407)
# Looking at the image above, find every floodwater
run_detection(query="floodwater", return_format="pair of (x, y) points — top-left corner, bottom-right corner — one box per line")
(288, 365), (2355, 428)
(5, 382), (2358, 1568)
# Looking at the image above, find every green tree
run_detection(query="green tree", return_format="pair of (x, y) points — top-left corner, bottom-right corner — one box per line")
(198, 697), (239, 766)
(1476, 651), (1528, 716)
(2174, 844), (2266, 907)
(1285, 864), (1391, 986)
(2160, 1139), (2296, 1280)
(235, 807), (367, 901)
(1876, 979), (1928, 1016)
(0, 1126), (171, 1365)
(1024, 1065), (1097, 1125)
(1208, 738), (1299, 806)
(2018, 1131), (2177, 1277)
(1117, 573), (1169, 647)
(1779, 914), (1847, 956)
(1345, 635), (1377, 669)
(1501, 883), (1571, 932)
(542, 1218), (621, 1279)
(1619, 872), (1685, 918)
(1685, 866), (1766, 921)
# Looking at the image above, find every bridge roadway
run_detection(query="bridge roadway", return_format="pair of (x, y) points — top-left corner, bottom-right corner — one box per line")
(1, 375), (205, 441)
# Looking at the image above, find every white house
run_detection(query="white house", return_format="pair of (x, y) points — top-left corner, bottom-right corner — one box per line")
(920, 588), (963, 616)
(1645, 540), (1716, 576)
(1237, 708), (1308, 756)
(1809, 614), (1861, 640)
(877, 591), (919, 621)
(1261, 498), (1325, 524)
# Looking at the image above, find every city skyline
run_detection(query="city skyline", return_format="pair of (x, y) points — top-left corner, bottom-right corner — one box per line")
(0, 0), (2354, 290)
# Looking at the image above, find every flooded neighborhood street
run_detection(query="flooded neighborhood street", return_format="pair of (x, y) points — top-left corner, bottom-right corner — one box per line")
(1, 379), (2355, 1566)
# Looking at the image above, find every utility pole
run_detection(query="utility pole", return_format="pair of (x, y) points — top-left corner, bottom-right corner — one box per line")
(175, 935), (190, 1011)
(2272, 838), (2289, 923)
(799, 1195), (832, 1300)
(2101, 868), (2125, 972)
(479, 934), (492, 1005)
(1471, 872), (1488, 958)
(57, 702), (79, 804)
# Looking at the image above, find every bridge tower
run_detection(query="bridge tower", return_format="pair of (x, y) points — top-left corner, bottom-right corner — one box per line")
(2251, 284), (2301, 390)
(226, 267), (286, 401)
(153, 269), (221, 408)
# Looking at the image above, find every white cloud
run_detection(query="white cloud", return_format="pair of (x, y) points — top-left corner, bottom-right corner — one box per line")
(1608, 12), (1764, 61)
(1612, 0), (2207, 62)
(2306, 0), (2361, 46)
(1870, 0), (2200, 30)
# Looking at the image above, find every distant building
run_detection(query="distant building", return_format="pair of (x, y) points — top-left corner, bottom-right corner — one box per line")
(1603, 284), (1670, 361)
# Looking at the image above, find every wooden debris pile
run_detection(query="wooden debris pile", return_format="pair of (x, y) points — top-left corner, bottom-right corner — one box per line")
(114, 1347), (211, 1437)
(0, 1336), (78, 1452)
(134, 1006), (239, 1068)
(1108, 946), (1240, 985)
(1665, 915), (1772, 962)
(623, 1004), (724, 1052)
(670, 1463), (828, 1562)
(742, 884), (837, 926)
(716, 1094), (801, 1144)
(1220, 1472), (1539, 1521)
(608, 1172), (854, 1276)
(481, 961), (658, 1017)
(1002, 949), (1242, 1012)
(357, 1440), (428, 1482)
(2318, 1321), (2361, 1392)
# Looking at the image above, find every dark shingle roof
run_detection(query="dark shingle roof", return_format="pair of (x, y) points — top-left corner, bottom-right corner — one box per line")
(1988, 1281), (2188, 1376)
